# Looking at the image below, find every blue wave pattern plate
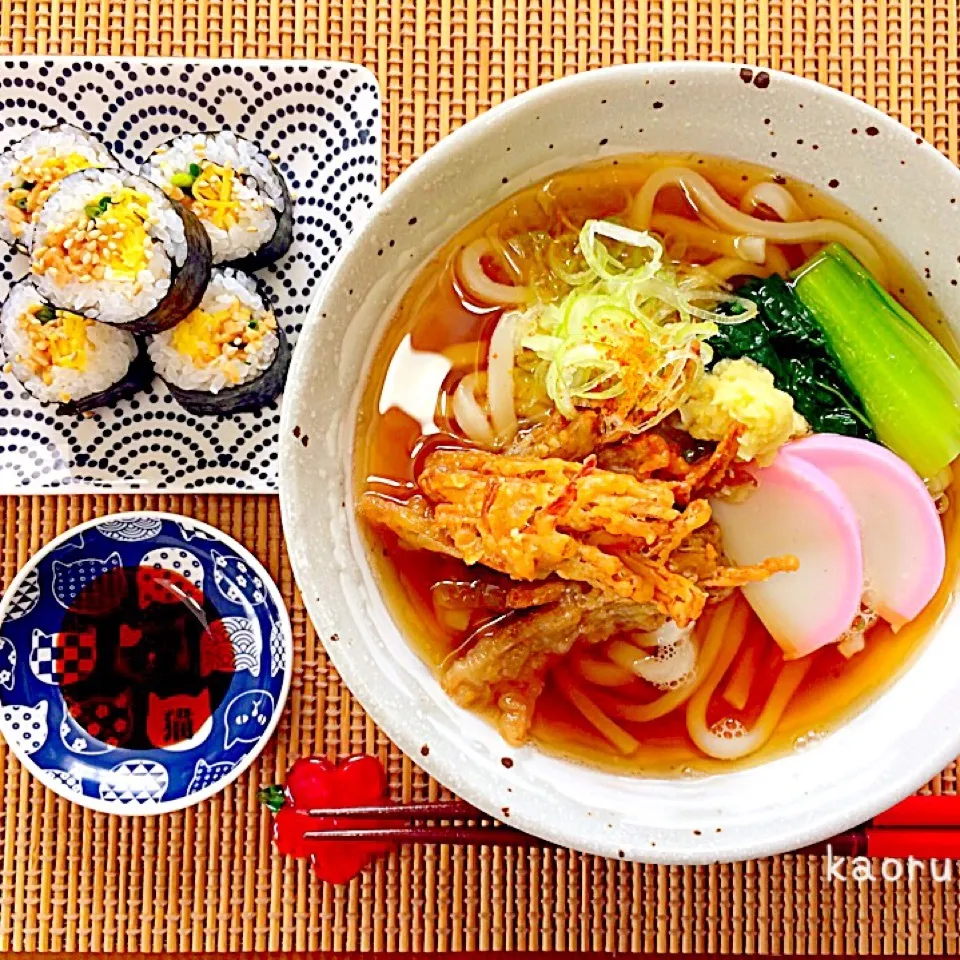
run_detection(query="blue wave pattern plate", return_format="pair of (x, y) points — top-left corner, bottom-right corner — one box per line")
(0, 512), (292, 813)
(0, 56), (381, 493)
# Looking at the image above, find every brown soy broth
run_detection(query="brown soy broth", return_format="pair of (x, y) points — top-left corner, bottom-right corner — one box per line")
(355, 152), (959, 776)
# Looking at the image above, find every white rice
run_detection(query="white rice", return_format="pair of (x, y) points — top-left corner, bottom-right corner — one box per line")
(0, 124), (116, 248)
(140, 131), (282, 264)
(30, 169), (188, 324)
(148, 267), (279, 394)
(1, 280), (138, 405)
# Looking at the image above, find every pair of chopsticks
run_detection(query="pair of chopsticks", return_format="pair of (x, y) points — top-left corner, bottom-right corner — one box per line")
(304, 794), (960, 857)
(303, 799), (542, 846)
(802, 795), (960, 858)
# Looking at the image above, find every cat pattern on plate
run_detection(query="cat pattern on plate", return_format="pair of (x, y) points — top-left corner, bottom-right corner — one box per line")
(212, 551), (267, 606)
(99, 517), (164, 542)
(203, 616), (261, 676)
(1, 701), (48, 755)
(0, 636), (16, 690)
(51, 553), (124, 612)
(65, 690), (134, 748)
(5, 566), (40, 621)
(146, 689), (212, 749)
(186, 756), (237, 794)
(29, 627), (97, 686)
(224, 689), (275, 749)
(60, 712), (116, 756)
(139, 547), (205, 603)
(99, 759), (169, 805)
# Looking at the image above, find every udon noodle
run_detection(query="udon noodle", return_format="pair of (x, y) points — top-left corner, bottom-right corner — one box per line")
(355, 153), (960, 775)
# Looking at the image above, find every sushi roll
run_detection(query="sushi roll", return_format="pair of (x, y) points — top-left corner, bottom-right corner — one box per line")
(1, 279), (152, 414)
(0, 124), (117, 251)
(29, 168), (212, 334)
(140, 131), (293, 271)
(147, 267), (289, 415)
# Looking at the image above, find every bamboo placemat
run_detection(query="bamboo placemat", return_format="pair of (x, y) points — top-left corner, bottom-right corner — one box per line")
(1, 0), (960, 953)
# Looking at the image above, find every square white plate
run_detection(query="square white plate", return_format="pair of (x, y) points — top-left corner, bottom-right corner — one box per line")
(0, 56), (381, 493)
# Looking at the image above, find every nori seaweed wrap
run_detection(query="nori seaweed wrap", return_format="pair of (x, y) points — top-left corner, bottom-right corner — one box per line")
(147, 267), (289, 415)
(140, 131), (293, 271)
(28, 168), (212, 334)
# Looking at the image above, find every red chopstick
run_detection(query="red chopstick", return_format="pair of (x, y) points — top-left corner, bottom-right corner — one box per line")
(871, 794), (960, 827)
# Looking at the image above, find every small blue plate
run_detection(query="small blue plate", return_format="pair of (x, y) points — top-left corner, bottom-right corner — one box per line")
(0, 512), (292, 814)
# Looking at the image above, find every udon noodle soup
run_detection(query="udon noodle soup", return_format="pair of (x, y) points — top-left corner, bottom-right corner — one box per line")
(355, 154), (960, 775)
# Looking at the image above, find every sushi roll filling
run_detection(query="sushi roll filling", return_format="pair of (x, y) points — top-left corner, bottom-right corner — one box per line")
(1, 282), (139, 406)
(13, 303), (93, 385)
(168, 160), (256, 232)
(4, 151), (92, 236)
(0, 127), (116, 247)
(149, 268), (280, 393)
(143, 133), (284, 264)
(32, 187), (160, 288)
(169, 160), (266, 233)
(172, 297), (277, 381)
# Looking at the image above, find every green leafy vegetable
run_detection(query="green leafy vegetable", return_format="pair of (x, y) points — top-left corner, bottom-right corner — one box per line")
(188, 162), (202, 178)
(793, 244), (960, 478)
(707, 274), (875, 440)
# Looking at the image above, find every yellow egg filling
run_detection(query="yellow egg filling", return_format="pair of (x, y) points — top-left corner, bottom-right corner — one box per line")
(31, 187), (155, 286)
(167, 160), (244, 231)
(171, 298), (277, 382)
(17, 304), (91, 384)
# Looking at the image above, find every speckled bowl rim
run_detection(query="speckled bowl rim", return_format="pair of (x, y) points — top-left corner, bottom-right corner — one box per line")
(0, 511), (293, 815)
(281, 61), (960, 863)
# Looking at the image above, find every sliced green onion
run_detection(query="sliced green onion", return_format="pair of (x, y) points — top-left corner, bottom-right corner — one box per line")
(84, 195), (114, 220)
(580, 218), (663, 283)
(509, 218), (736, 428)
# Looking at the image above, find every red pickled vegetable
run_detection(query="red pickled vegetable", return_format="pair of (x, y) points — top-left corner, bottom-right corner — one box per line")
(261, 755), (399, 885)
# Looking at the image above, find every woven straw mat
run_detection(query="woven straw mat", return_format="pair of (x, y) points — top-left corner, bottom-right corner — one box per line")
(1, 0), (960, 954)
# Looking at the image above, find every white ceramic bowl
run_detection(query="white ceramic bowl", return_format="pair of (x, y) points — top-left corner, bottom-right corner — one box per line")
(280, 62), (960, 863)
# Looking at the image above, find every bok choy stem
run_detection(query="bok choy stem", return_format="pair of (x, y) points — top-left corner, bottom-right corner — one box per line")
(793, 244), (960, 478)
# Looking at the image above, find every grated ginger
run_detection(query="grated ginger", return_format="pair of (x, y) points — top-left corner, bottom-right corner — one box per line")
(679, 357), (807, 466)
